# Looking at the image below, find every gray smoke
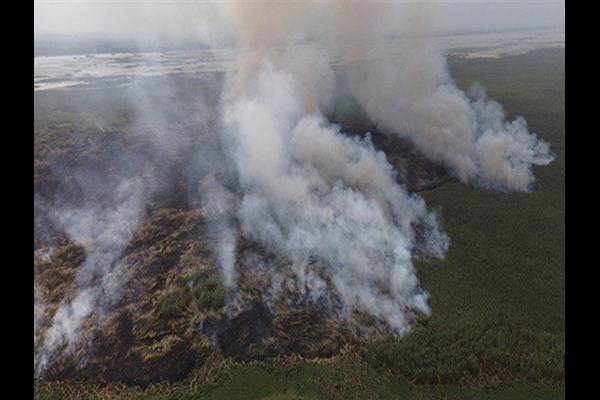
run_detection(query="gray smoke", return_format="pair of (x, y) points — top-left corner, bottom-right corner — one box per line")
(219, 1), (554, 192)
(333, 3), (554, 191)
(33, 76), (209, 376)
(346, 46), (553, 191)
(199, 177), (238, 289)
(217, 2), (450, 333)
(34, 173), (152, 377)
(213, 0), (553, 332)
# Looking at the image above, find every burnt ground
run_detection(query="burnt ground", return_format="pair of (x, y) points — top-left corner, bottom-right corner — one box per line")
(33, 96), (450, 385)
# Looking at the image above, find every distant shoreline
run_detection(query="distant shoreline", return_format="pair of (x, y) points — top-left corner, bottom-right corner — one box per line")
(34, 26), (564, 93)
(34, 27), (564, 59)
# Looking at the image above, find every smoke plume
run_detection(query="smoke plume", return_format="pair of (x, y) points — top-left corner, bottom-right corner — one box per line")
(34, 168), (153, 377)
(333, 3), (553, 191)
(217, 2), (449, 333)
(212, 0), (552, 330)
(33, 76), (209, 376)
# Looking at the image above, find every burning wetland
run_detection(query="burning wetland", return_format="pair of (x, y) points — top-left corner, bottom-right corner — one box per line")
(34, 2), (560, 387)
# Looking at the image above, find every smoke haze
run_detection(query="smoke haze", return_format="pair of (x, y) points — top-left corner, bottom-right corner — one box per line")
(34, 0), (556, 378)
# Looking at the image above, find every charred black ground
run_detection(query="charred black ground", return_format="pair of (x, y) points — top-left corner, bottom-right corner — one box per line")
(33, 77), (449, 384)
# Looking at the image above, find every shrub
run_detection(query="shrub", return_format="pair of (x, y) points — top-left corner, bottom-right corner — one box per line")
(193, 242), (213, 259)
(191, 274), (226, 311)
(156, 291), (189, 320)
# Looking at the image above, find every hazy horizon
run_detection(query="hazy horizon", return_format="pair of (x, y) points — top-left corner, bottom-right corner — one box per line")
(35, 1), (565, 45)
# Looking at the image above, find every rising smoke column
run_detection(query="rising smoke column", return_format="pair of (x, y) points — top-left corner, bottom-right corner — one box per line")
(216, 0), (554, 331)
(336, 3), (554, 191)
(33, 76), (204, 376)
(34, 175), (152, 377)
(217, 1), (449, 333)
(199, 177), (238, 289)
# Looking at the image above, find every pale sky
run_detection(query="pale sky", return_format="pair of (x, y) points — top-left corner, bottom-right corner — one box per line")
(34, 1), (565, 43)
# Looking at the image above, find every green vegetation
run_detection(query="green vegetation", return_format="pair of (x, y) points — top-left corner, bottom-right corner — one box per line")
(34, 358), (565, 399)
(191, 274), (226, 311)
(194, 242), (213, 259)
(156, 290), (190, 320)
(157, 271), (226, 320)
(358, 48), (565, 388)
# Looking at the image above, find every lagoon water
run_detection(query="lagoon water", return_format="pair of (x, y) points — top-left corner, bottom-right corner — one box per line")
(34, 28), (564, 92)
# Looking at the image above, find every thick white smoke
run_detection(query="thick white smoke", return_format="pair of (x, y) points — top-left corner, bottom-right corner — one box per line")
(332, 2), (554, 191)
(223, 58), (447, 332)
(219, 1), (554, 192)
(214, 0), (553, 332)
(346, 46), (553, 191)
(215, 1), (454, 333)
